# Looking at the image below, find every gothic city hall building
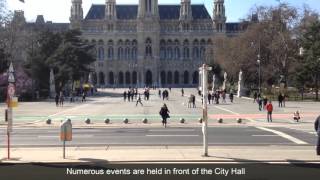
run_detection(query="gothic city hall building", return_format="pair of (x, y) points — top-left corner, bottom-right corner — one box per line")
(69, 0), (236, 88)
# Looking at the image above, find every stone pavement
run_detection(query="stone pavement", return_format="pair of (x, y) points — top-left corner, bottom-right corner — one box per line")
(1, 145), (319, 163)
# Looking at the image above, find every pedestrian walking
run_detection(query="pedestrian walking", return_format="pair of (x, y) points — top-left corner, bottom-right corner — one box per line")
(81, 91), (86, 102)
(159, 104), (170, 128)
(181, 88), (184, 97)
(59, 91), (64, 106)
(208, 93), (212, 104)
(123, 91), (127, 101)
(158, 89), (161, 98)
(229, 92), (234, 103)
(222, 91), (226, 103)
(278, 94), (283, 107)
(263, 96), (268, 110)
(283, 94), (286, 107)
(136, 94), (143, 106)
(55, 93), (59, 107)
(258, 97), (263, 111)
(188, 95), (193, 108)
(314, 115), (320, 155)
(266, 100), (273, 122)
(192, 94), (196, 108)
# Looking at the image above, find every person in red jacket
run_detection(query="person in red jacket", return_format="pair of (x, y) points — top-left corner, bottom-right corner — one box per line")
(266, 100), (273, 122)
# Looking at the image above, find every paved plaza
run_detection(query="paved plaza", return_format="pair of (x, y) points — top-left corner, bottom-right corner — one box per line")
(0, 88), (319, 162)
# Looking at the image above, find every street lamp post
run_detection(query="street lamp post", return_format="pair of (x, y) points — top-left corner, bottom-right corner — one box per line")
(199, 64), (212, 157)
(257, 54), (261, 94)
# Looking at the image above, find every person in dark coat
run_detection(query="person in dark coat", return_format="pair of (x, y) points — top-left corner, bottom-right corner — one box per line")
(208, 93), (212, 104)
(315, 116), (320, 155)
(278, 94), (283, 107)
(229, 92), (234, 103)
(55, 94), (59, 107)
(159, 104), (170, 128)
(123, 91), (127, 101)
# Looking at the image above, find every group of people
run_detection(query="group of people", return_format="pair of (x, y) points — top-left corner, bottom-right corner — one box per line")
(55, 91), (64, 107)
(123, 88), (138, 102)
(207, 90), (234, 104)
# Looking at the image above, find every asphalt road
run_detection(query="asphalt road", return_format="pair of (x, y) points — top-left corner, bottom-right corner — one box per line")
(0, 126), (317, 147)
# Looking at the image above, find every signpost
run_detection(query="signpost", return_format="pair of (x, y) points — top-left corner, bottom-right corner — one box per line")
(60, 119), (72, 159)
(6, 62), (15, 160)
(199, 64), (212, 157)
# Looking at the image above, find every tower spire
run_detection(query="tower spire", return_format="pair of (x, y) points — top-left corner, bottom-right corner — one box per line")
(180, 0), (192, 20)
(70, 0), (83, 29)
(105, 0), (117, 20)
(213, 0), (226, 32)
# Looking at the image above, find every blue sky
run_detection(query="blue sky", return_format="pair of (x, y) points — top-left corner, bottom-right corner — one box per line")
(7, 0), (320, 23)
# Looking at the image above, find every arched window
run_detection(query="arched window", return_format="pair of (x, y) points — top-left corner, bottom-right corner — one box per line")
(125, 47), (130, 60)
(118, 47), (123, 60)
(145, 38), (152, 57)
(132, 71), (137, 84)
(118, 72), (124, 84)
(132, 47), (137, 60)
(192, 71), (199, 84)
(160, 40), (166, 60)
(98, 47), (104, 61)
(107, 40), (114, 60)
(183, 40), (189, 60)
(125, 71), (131, 84)
(174, 47), (180, 60)
(99, 72), (105, 85)
(174, 71), (180, 84)
(200, 47), (206, 60)
(200, 39), (206, 60)
(160, 47), (166, 60)
(160, 71), (166, 85)
(184, 71), (189, 84)
(167, 71), (173, 84)
(183, 47), (190, 59)
(108, 47), (113, 60)
(117, 40), (123, 60)
(109, 72), (114, 85)
(193, 47), (200, 59)
(132, 40), (138, 60)
(167, 47), (173, 60)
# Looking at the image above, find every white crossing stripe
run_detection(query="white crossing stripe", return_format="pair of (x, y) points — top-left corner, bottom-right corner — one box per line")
(149, 129), (195, 132)
(256, 127), (308, 145)
(146, 135), (199, 137)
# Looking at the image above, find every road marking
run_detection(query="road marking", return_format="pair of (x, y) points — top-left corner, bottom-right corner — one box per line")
(149, 129), (195, 132)
(146, 135), (199, 137)
(37, 135), (94, 138)
(252, 135), (279, 137)
(256, 127), (308, 145)
(213, 106), (240, 115)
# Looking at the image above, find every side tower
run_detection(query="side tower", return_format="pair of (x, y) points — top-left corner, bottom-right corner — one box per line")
(213, 0), (226, 32)
(70, 0), (83, 29)
(179, 0), (192, 20)
(105, 0), (117, 20)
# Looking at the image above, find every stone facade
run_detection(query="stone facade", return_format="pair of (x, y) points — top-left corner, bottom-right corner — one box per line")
(68, 0), (236, 88)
